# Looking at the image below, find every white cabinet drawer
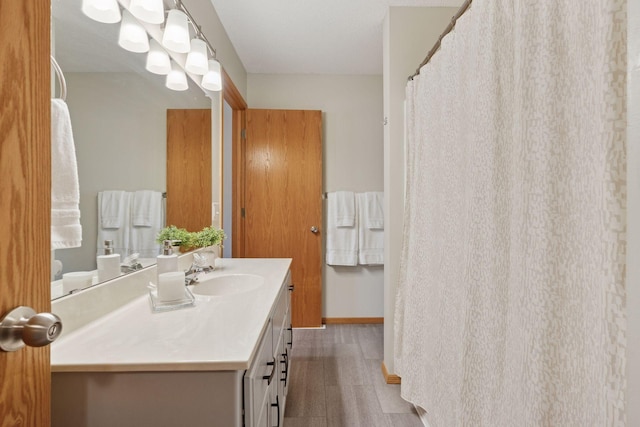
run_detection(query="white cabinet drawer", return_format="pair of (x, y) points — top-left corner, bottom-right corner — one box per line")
(244, 319), (274, 427)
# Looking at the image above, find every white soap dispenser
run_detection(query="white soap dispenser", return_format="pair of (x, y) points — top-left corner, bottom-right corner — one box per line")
(157, 240), (179, 281)
(97, 240), (121, 282)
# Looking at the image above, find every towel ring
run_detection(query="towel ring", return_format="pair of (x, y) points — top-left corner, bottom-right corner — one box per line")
(50, 55), (67, 101)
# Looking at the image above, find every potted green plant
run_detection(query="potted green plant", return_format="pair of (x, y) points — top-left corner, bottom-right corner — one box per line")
(192, 226), (226, 248)
(156, 225), (193, 251)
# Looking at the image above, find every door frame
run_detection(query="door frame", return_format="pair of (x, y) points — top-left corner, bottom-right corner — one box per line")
(221, 69), (247, 258)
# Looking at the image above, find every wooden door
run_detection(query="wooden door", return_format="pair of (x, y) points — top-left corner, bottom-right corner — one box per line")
(166, 109), (212, 232)
(0, 1), (52, 425)
(244, 109), (322, 327)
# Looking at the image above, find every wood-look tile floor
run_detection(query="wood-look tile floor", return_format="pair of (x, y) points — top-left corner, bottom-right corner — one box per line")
(284, 324), (424, 427)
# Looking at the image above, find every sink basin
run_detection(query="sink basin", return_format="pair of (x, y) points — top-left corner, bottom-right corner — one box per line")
(191, 274), (264, 296)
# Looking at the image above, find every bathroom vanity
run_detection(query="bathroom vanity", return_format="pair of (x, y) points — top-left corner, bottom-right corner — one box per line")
(51, 258), (292, 427)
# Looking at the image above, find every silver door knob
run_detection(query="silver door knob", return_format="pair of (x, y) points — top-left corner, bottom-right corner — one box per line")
(0, 306), (62, 352)
(310, 226), (319, 233)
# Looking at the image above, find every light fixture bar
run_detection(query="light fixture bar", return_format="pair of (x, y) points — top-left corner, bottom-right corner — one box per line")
(172, 0), (217, 59)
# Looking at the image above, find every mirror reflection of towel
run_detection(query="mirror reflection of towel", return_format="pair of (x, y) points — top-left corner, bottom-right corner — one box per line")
(130, 191), (164, 258)
(51, 98), (82, 249)
(132, 190), (157, 227)
(99, 190), (128, 229)
(97, 191), (131, 254)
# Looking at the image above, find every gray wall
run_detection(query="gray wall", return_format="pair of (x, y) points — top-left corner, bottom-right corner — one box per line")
(248, 73), (385, 318)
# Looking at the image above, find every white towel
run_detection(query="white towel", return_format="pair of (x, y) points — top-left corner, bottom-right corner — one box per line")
(130, 191), (164, 257)
(100, 190), (128, 229)
(328, 191), (356, 227)
(51, 99), (82, 249)
(357, 193), (384, 265)
(97, 191), (131, 254)
(132, 190), (157, 227)
(361, 192), (384, 229)
(326, 192), (358, 266)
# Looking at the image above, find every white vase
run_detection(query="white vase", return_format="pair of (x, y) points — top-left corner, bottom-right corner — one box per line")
(201, 245), (219, 269)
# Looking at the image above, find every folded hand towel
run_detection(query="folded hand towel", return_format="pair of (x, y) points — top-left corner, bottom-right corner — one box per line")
(99, 191), (128, 229)
(328, 191), (356, 227)
(361, 192), (384, 229)
(97, 192), (132, 254)
(132, 190), (160, 227)
(326, 192), (358, 266)
(130, 191), (164, 257)
(357, 193), (384, 265)
(51, 99), (82, 249)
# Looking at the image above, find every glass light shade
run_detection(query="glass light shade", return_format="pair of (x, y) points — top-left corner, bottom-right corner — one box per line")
(166, 62), (189, 91)
(82, 0), (121, 23)
(185, 38), (209, 75)
(118, 9), (149, 53)
(129, 0), (165, 25)
(201, 59), (222, 91)
(146, 39), (171, 75)
(162, 9), (190, 53)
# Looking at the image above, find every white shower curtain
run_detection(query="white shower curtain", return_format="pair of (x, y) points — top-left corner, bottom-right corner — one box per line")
(394, 1), (627, 425)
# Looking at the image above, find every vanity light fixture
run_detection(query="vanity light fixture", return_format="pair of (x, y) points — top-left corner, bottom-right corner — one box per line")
(118, 9), (150, 53)
(129, 0), (165, 25)
(166, 61), (189, 91)
(81, 0), (121, 23)
(185, 38), (209, 75)
(146, 39), (172, 75)
(162, 9), (190, 53)
(81, 0), (223, 92)
(201, 59), (222, 92)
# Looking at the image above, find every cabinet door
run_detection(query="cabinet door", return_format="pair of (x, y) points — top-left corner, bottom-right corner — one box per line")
(269, 378), (281, 427)
(256, 395), (270, 427)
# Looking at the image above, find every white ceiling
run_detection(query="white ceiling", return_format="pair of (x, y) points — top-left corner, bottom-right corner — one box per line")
(209, 0), (464, 75)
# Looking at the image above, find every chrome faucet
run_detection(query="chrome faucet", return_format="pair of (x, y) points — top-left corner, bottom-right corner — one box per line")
(184, 263), (214, 286)
(184, 252), (216, 285)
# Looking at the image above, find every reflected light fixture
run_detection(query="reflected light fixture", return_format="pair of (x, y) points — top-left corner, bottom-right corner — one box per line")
(166, 61), (189, 91)
(146, 39), (171, 75)
(201, 59), (222, 92)
(162, 9), (190, 53)
(129, 0), (165, 25)
(81, 0), (121, 23)
(185, 38), (209, 75)
(118, 9), (150, 53)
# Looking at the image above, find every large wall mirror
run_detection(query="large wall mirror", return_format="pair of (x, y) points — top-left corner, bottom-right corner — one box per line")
(51, 0), (218, 299)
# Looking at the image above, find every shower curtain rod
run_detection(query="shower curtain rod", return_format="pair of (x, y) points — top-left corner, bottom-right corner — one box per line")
(408, 0), (473, 81)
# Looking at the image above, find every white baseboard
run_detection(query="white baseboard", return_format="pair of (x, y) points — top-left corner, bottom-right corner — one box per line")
(293, 324), (326, 330)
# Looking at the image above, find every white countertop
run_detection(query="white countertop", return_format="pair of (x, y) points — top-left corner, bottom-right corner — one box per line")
(51, 258), (292, 373)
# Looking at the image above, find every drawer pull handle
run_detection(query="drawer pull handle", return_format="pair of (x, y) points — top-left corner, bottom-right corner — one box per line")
(271, 394), (280, 427)
(263, 358), (276, 385)
(288, 285), (294, 292)
(287, 324), (293, 348)
(280, 350), (289, 386)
